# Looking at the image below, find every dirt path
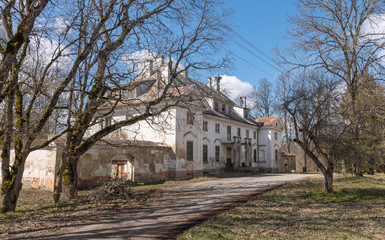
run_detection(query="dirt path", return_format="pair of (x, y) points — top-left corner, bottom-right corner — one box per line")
(21, 174), (315, 240)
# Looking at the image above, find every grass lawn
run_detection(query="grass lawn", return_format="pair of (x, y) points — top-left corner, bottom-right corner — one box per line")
(179, 174), (385, 240)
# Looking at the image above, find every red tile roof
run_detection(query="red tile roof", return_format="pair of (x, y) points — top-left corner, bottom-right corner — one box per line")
(255, 116), (280, 126)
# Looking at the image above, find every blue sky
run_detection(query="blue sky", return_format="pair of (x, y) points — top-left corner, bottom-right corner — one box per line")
(220, 0), (297, 99)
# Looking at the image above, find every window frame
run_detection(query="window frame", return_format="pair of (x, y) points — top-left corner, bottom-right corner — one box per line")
(203, 144), (208, 163)
(187, 111), (194, 125)
(227, 126), (232, 140)
(187, 141), (194, 161)
(215, 146), (220, 162)
(203, 121), (208, 132)
(215, 123), (220, 133)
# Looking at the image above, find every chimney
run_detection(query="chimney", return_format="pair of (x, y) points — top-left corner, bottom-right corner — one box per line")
(213, 74), (222, 92)
(207, 77), (212, 88)
(149, 60), (154, 75)
(181, 66), (188, 80)
(240, 96), (247, 108)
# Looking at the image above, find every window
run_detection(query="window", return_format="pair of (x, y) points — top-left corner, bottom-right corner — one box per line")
(203, 145), (208, 163)
(244, 110), (249, 118)
(253, 131), (256, 139)
(187, 111), (194, 125)
(203, 121), (208, 131)
(227, 126), (232, 140)
(275, 149), (278, 162)
(214, 102), (219, 111)
(246, 130), (249, 138)
(215, 123), (220, 133)
(274, 132), (278, 140)
(215, 146), (220, 162)
(254, 149), (257, 162)
(222, 104), (226, 113)
(101, 117), (112, 128)
(187, 141), (194, 161)
(237, 128), (241, 137)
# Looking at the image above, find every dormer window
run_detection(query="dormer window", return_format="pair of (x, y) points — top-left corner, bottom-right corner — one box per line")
(244, 110), (249, 118)
(214, 102), (219, 111)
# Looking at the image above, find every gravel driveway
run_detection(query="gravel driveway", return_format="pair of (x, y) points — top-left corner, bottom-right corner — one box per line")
(32, 173), (314, 240)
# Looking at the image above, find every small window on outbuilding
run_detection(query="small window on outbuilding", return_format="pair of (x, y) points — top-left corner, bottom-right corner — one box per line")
(274, 132), (278, 140)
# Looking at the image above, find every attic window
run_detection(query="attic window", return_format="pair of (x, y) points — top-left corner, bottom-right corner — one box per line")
(222, 104), (226, 113)
(244, 110), (249, 118)
(214, 102), (219, 111)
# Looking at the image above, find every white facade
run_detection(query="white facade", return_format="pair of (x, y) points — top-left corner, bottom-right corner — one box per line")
(90, 64), (284, 178)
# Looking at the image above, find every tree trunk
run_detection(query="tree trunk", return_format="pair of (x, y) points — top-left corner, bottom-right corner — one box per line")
(1, 153), (27, 212)
(323, 168), (334, 193)
(341, 159), (347, 177)
(62, 155), (80, 200)
(53, 150), (67, 203)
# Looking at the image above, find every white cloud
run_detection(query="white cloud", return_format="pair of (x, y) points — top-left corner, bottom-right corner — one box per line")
(27, 37), (72, 68)
(362, 14), (385, 63)
(220, 75), (253, 102)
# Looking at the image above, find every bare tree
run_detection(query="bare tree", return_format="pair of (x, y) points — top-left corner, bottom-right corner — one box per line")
(248, 78), (277, 118)
(283, 70), (346, 193)
(1, 0), (227, 212)
(277, 0), (385, 176)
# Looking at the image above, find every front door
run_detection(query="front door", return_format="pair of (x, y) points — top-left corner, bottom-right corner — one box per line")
(117, 164), (124, 179)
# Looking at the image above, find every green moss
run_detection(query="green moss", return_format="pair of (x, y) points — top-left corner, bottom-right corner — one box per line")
(5, 30), (24, 53)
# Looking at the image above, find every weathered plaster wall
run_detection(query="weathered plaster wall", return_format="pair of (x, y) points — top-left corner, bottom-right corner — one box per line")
(0, 147), (58, 191)
(76, 143), (177, 187)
